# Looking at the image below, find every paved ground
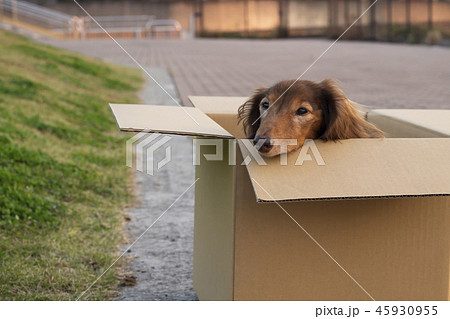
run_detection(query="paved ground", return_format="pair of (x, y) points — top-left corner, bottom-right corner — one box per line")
(118, 68), (197, 301)
(41, 38), (450, 108)
(36, 37), (449, 301)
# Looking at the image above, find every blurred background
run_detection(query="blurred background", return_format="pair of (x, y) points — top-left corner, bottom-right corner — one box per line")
(1, 0), (449, 44)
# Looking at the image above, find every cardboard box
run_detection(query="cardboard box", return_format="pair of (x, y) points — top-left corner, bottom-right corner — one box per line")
(110, 99), (450, 301)
(367, 109), (450, 138)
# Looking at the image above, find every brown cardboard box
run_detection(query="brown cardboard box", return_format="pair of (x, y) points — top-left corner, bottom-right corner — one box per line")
(110, 98), (450, 301)
(367, 109), (450, 138)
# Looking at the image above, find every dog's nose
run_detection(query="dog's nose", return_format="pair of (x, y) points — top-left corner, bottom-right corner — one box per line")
(253, 135), (273, 153)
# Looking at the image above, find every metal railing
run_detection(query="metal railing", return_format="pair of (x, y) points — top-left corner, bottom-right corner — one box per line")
(83, 15), (155, 35)
(144, 19), (182, 39)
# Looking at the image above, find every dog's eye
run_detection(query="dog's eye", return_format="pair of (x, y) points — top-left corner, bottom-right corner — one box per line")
(296, 107), (309, 115)
(261, 102), (269, 109)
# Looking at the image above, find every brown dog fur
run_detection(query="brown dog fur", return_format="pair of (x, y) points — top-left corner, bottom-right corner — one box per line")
(238, 79), (383, 157)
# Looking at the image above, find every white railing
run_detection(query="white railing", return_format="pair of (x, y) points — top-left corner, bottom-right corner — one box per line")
(144, 19), (182, 38)
(83, 15), (155, 36)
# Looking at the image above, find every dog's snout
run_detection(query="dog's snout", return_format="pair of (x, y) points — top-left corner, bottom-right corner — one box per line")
(254, 135), (273, 153)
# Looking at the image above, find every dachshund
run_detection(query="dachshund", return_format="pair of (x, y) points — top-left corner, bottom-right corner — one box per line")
(237, 79), (383, 157)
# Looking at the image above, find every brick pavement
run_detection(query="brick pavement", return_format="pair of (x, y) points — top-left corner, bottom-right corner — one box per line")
(41, 38), (450, 109)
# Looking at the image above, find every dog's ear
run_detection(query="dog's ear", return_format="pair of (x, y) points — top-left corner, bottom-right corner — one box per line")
(318, 79), (383, 140)
(237, 88), (268, 139)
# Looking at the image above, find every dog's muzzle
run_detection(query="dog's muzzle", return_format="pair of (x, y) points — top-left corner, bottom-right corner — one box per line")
(253, 135), (273, 153)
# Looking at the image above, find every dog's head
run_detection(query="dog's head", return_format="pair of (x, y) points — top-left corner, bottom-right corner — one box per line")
(238, 79), (383, 157)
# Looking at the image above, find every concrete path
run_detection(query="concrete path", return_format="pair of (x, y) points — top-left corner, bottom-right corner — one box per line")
(118, 68), (197, 301)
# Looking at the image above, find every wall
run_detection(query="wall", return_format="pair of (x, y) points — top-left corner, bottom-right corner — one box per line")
(202, 0), (279, 33)
(34, 0), (450, 37)
(329, 0), (450, 27)
(288, 1), (328, 29)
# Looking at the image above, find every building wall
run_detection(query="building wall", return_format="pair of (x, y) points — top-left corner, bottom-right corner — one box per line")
(202, 0), (279, 33)
(248, 1), (279, 31)
(36, 0), (450, 35)
(169, 1), (193, 31)
(329, 1), (450, 27)
(384, 1), (450, 25)
(203, 1), (246, 32)
(288, 1), (328, 29)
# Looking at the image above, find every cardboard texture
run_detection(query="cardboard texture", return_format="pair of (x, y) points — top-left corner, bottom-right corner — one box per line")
(367, 109), (450, 138)
(193, 141), (236, 301)
(109, 104), (233, 138)
(233, 148), (449, 300)
(240, 138), (450, 202)
(188, 96), (247, 138)
(110, 99), (450, 301)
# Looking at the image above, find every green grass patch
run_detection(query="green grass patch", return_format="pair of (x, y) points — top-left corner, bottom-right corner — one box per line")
(0, 30), (143, 300)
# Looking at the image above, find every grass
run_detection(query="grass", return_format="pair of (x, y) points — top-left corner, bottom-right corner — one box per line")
(0, 30), (143, 300)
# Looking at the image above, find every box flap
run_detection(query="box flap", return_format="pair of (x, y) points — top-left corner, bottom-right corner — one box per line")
(188, 96), (247, 115)
(189, 96), (248, 138)
(368, 109), (450, 137)
(238, 138), (450, 202)
(109, 104), (233, 138)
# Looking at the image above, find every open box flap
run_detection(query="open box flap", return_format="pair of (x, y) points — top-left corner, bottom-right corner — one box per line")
(238, 138), (450, 202)
(188, 96), (249, 138)
(188, 96), (247, 115)
(188, 96), (248, 114)
(109, 104), (233, 138)
(368, 109), (450, 137)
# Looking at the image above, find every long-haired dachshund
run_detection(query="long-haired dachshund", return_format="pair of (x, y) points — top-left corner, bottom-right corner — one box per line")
(238, 79), (383, 157)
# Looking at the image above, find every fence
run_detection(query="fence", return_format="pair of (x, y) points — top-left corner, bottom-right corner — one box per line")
(192, 0), (450, 42)
(327, 0), (450, 42)
(0, 0), (180, 39)
(82, 15), (156, 38)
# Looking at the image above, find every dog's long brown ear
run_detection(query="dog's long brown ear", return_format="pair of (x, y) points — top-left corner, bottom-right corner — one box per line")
(319, 79), (383, 140)
(237, 88), (268, 139)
